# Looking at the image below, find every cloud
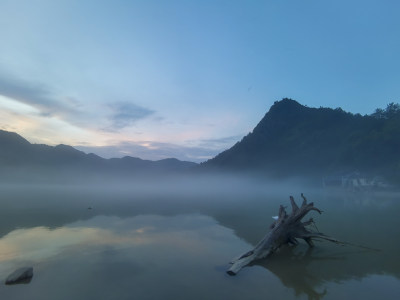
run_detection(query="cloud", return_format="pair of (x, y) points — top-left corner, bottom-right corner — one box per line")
(0, 72), (157, 134)
(196, 135), (242, 150)
(0, 71), (240, 162)
(107, 102), (155, 130)
(75, 140), (221, 163)
(0, 72), (79, 119)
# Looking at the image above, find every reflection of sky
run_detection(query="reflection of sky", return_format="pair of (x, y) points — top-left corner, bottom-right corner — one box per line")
(0, 214), (246, 280)
(1, 215), (216, 258)
(0, 224), (158, 263)
(1, 193), (400, 300)
(1, 213), (273, 300)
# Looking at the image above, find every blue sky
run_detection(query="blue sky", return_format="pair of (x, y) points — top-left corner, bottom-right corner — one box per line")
(0, 0), (399, 162)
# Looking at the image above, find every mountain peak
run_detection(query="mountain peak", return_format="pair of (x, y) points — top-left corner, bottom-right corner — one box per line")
(250, 98), (309, 138)
(271, 98), (302, 110)
(263, 98), (308, 119)
(0, 129), (31, 147)
(204, 99), (400, 182)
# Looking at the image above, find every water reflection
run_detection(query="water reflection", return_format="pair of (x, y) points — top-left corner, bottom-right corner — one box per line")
(0, 214), (256, 300)
(0, 223), (161, 265)
(0, 214), (227, 273)
(0, 185), (399, 299)
(213, 190), (400, 300)
(252, 245), (362, 300)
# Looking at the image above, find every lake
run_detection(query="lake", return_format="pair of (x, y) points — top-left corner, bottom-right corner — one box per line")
(0, 178), (399, 300)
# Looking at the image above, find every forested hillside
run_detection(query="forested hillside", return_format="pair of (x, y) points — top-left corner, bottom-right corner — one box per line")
(204, 99), (400, 183)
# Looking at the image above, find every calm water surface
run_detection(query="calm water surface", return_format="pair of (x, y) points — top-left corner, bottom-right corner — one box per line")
(0, 182), (399, 300)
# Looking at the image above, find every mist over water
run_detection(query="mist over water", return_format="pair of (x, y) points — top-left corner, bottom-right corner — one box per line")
(0, 175), (399, 299)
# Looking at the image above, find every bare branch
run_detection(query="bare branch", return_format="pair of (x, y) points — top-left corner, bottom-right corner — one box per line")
(290, 195), (299, 213)
(301, 193), (307, 207)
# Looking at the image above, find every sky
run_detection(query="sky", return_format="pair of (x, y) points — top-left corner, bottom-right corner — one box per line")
(0, 0), (399, 162)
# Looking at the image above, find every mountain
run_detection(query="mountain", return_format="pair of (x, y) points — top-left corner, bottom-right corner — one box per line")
(0, 130), (197, 182)
(203, 98), (400, 183)
(2, 99), (399, 184)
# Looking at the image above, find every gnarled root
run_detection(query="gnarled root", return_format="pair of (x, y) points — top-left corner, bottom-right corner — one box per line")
(228, 194), (343, 275)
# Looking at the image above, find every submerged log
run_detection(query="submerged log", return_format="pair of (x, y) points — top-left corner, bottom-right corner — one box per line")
(227, 194), (347, 275)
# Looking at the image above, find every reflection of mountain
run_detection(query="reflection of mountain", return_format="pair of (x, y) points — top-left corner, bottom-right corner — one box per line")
(0, 130), (197, 182)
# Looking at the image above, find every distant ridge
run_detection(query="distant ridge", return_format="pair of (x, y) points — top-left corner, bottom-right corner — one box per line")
(0, 129), (197, 182)
(203, 98), (400, 182)
(2, 99), (400, 184)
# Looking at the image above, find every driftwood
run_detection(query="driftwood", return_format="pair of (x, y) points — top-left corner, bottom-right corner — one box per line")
(227, 194), (349, 275)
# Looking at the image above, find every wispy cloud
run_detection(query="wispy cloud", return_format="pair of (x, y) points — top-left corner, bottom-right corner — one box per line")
(0, 71), (156, 134)
(0, 72), (86, 124)
(107, 102), (155, 130)
(196, 135), (242, 150)
(0, 72), (79, 119)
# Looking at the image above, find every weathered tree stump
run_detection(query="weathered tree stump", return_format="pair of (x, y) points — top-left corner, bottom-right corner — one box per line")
(227, 194), (346, 275)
